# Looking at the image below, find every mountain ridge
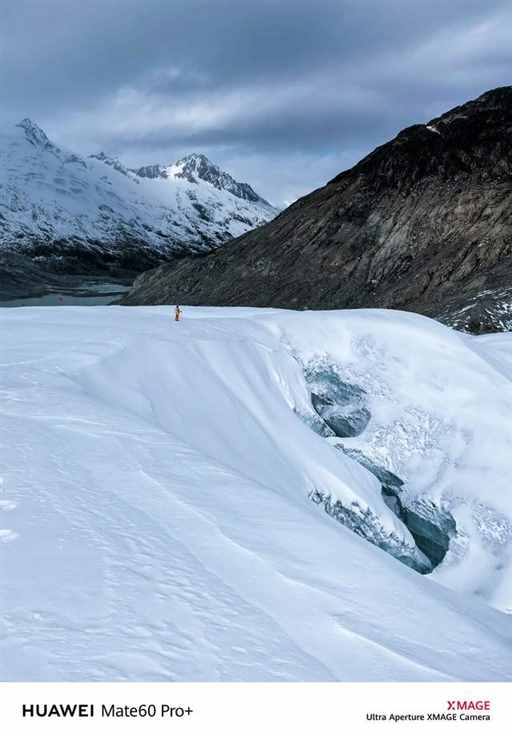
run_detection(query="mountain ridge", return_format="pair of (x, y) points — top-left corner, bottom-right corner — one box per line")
(121, 86), (512, 333)
(133, 152), (271, 206)
(0, 119), (277, 297)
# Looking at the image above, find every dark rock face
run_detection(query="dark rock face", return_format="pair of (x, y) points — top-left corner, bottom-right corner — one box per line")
(0, 251), (70, 300)
(89, 152), (132, 177)
(173, 154), (266, 203)
(0, 250), (138, 301)
(17, 118), (53, 149)
(121, 86), (512, 332)
(133, 163), (168, 179)
(437, 286), (512, 333)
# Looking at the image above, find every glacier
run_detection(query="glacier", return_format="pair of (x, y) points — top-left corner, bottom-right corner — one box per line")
(1, 304), (512, 681)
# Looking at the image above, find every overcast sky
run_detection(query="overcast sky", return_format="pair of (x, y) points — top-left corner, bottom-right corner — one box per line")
(2, 0), (511, 205)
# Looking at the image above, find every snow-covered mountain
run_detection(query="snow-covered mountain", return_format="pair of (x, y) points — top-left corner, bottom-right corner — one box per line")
(1, 304), (512, 680)
(129, 87), (512, 334)
(133, 152), (269, 204)
(0, 119), (277, 267)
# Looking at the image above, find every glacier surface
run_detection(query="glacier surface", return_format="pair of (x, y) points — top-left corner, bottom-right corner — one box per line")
(1, 305), (512, 680)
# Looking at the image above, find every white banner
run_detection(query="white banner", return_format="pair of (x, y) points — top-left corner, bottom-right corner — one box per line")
(0, 682), (507, 738)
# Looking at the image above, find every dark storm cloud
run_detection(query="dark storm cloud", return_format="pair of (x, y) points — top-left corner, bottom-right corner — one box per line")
(1, 0), (511, 204)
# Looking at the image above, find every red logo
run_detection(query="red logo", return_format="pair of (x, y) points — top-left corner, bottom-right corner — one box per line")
(447, 701), (490, 711)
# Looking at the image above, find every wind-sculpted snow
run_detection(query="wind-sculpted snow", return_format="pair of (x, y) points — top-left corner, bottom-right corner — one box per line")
(1, 305), (512, 681)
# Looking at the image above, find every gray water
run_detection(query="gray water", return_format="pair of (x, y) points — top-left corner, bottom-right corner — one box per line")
(0, 282), (130, 308)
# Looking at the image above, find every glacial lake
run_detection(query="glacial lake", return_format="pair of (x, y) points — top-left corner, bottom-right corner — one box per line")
(0, 281), (131, 307)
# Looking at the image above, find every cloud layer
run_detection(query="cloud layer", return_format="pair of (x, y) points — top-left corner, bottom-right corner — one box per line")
(2, 0), (511, 204)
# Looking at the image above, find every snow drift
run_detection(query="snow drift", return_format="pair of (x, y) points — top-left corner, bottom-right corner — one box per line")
(1, 305), (512, 680)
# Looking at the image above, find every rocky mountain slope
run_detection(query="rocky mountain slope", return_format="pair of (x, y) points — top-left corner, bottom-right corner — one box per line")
(0, 119), (277, 296)
(122, 87), (512, 332)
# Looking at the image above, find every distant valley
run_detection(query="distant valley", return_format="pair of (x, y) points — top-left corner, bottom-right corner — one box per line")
(122, 87), (512, 334)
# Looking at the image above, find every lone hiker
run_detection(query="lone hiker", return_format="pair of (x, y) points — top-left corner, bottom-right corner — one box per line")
(174, 304), (183, 322)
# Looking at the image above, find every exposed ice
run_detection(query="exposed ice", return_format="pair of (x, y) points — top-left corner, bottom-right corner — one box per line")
(1, 305), (512, 680)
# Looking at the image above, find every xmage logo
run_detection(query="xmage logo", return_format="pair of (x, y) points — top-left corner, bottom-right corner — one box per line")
(447, 701), (491, 711)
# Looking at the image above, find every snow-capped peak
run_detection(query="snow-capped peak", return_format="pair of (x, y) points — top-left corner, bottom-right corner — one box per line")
(0, 121), (278, 263)
(16, 118), (53, 149)
(172, 152), (216, 181)
(136, 152), (270, 205)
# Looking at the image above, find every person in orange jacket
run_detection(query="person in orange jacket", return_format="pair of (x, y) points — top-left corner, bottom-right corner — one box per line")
(174, 304), (183, 321)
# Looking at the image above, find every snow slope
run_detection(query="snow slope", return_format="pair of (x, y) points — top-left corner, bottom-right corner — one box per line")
(0, 120), (277, 258)
(1, 305), (512, 681)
